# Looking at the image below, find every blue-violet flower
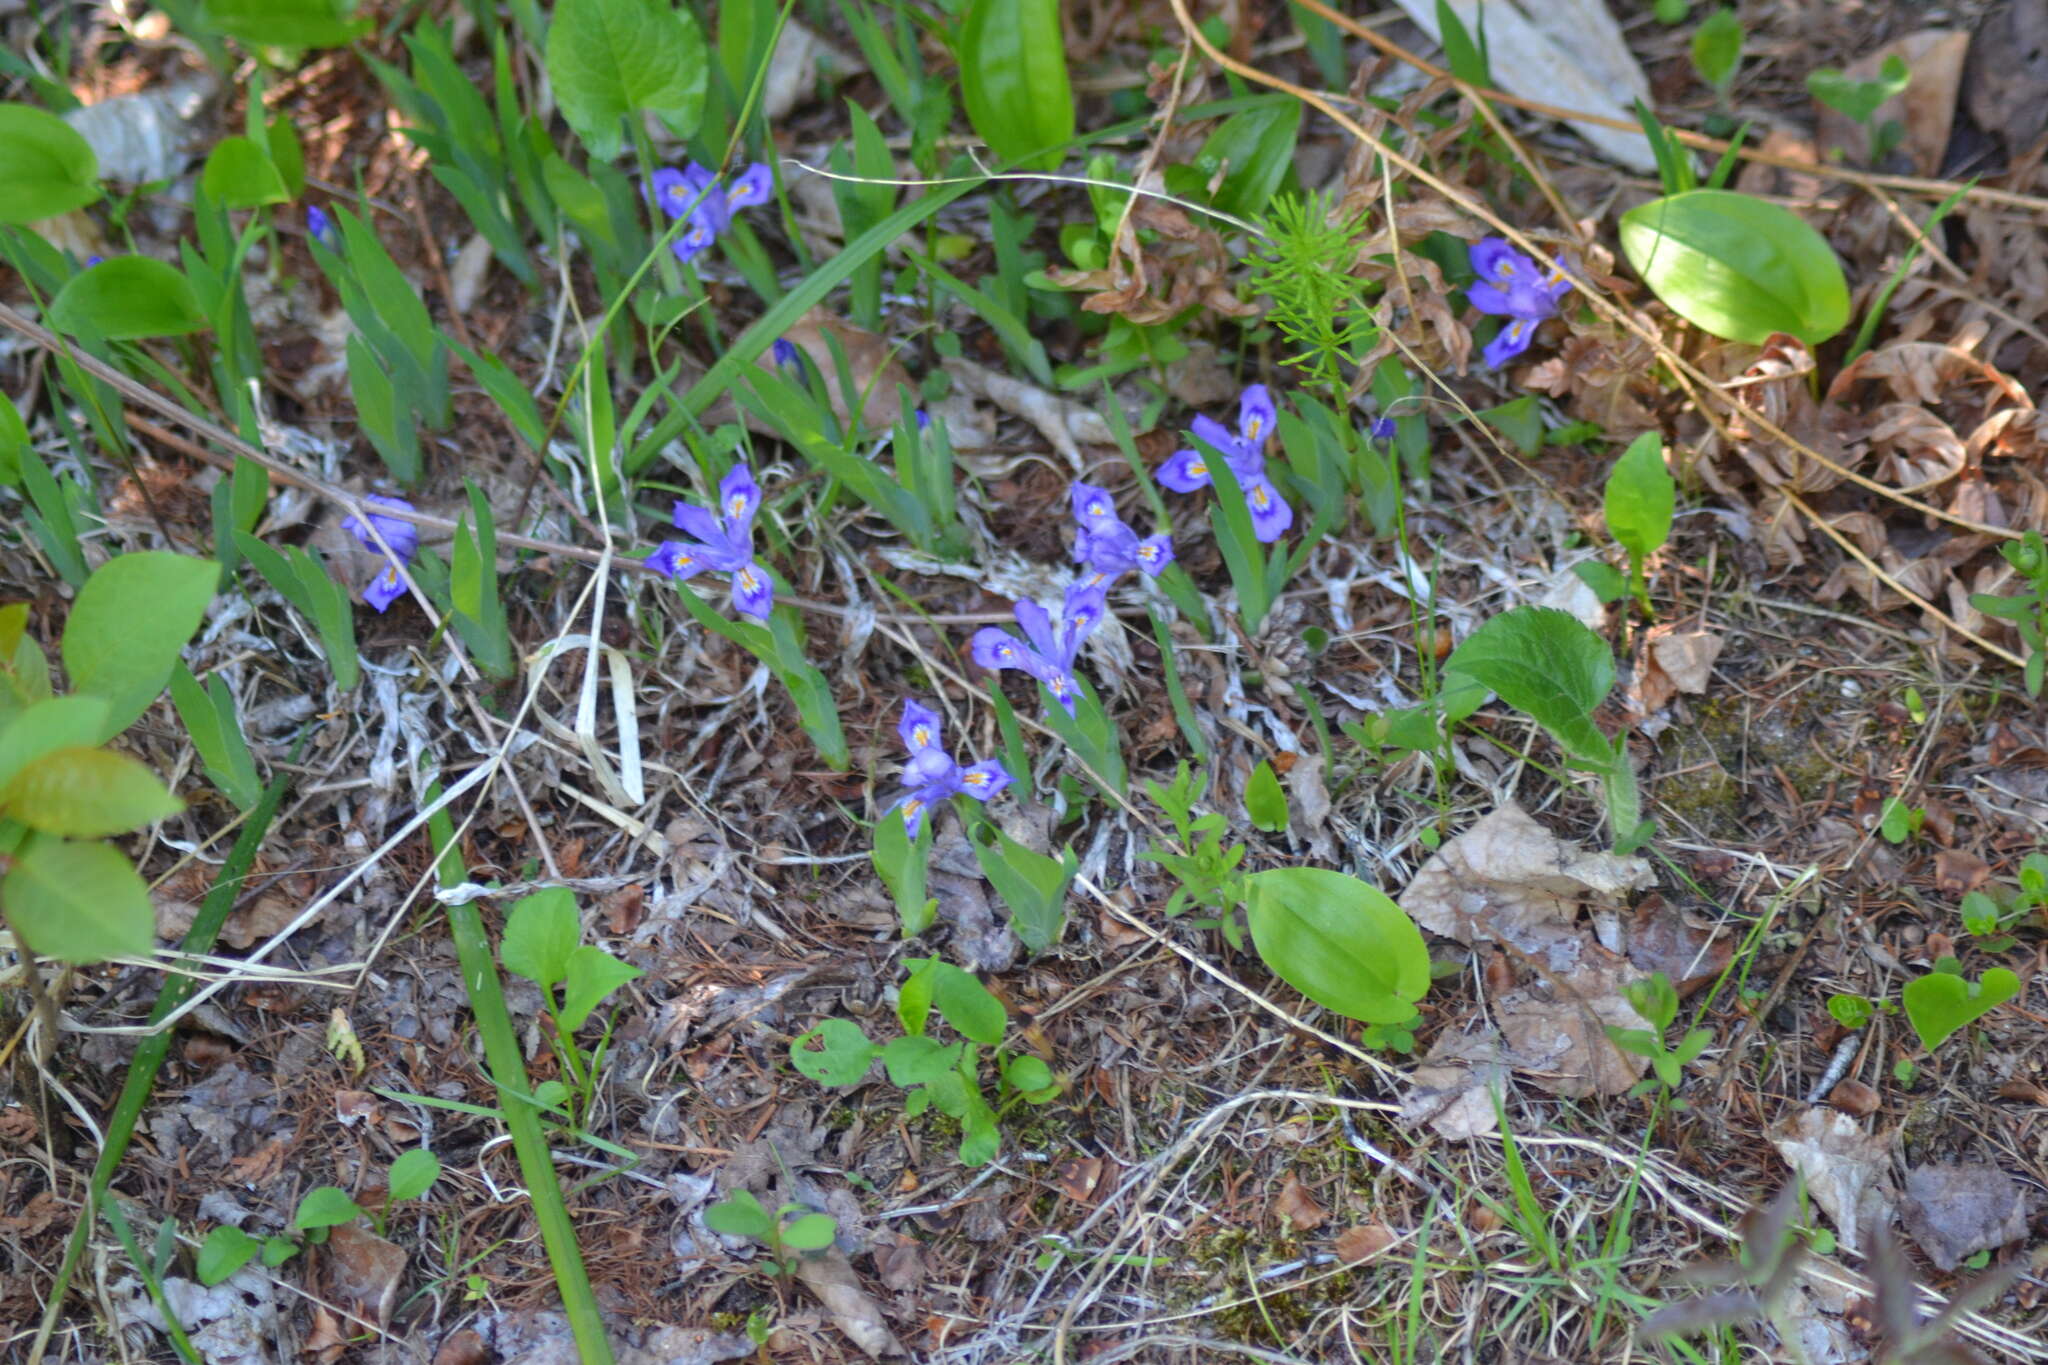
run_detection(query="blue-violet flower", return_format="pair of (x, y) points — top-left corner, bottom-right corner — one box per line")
(648, 464), (775, 620)
(649, 161), (773, 265)
(970, 582), (1108, 716)
(1156, 384), (1294, 543)
(342, 494), (419, 613)
(306, 204), (336, 248)
(891, 699), (1010, 837)
(1070, 482), (1173, 584)
(1465, 237), (1573, 369)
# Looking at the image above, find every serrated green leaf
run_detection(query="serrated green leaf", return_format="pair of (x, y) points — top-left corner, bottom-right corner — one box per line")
(1, 835), (154, 962)
(1244, 867), (1431, 1024)
(1, 747), (181, 837)
(48, 257), (209, 340)
(0, 104), (100, 224)
(1620, 188), (1849, 345)
(546, 0), (708, 160)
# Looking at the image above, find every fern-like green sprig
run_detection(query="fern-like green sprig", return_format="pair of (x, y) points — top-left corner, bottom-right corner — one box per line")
(1245, 192), (1379, 403)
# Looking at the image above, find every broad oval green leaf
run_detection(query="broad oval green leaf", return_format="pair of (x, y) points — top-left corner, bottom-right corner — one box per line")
(61, 551), (221, 739)
(1195, 97), (1302, 219)
(790, 1018), (880, 1086)
(0, 103), (100, 224)
(906, 956), (1006, 1046)
(1445, 605), (1616, 767)
(1244, 867), (1430, 1025)
(546, 0), (709, 160)
(880, 1034), (963, 1087)
(197, 1226), (261, 1287)
(1604, 430), (1675, 562)
(779, 1211), (837, 1251)
(1, 747), (181, 837)
(1245, 759), (1289, 833)
(500, 886), (580, 991)
(293, 1186), (362, 1231)
(958, 0), (1073, 172)
(201, 135), (289, 209)
(386, 1148), (442, 1202)
(48, 257), (209, 341)
(704, 1190), (772, 1240)
(0, 695), (111, 788)
(1, 834), (154, 962)
(1620, 188), (1849, 345)
(558, 944), (643, 1031)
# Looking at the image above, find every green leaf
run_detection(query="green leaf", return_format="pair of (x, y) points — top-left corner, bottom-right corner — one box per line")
(1195, 97), (1302, 219)
(1622, 972), (1680, 1031)
(1002, 1054), (1053, 1095)
(48, 257), (208, 340)
(267, 116), (306, 197)
(872, 804), (934, 937)
(1445, 605), (1616, 767)
(546, 0), (709, 160)
(201, 0), (370, 48)
(1, 835), (154, 962)
(169, 665), (260, 811)
(1619, 189), (1850, 345)
(880, 1035), (963, 1087)
(789, 1019), (880, 1086)
(897, 956), (937, 1038)
(970, 826), (1077, 955)
(0, 695), (110, 788)
(200, 135), (288, 209)
(1604, 431), (1675, 563)
(1244, 866), (1432, 1024)
(1435, 0), (1492, 85)
(196, 1226), (260, 1286)
(1806, 53), (1910, 126)
(778, 1211), (837, 1251)
(499, 886), (580, 992)
(294, 1186), (362, 1230)
(1689, 8), (1743, 92)
(958, 0), (1074, 171)
(1244, 759), (1288, 833)
(62, 552), (220, 741)
(0, 104), (100, 224)
(0, 390), (28, 487)
(386, 1148), (441, 1202)
(703, 1190), (772, 1241)
(910, 958), (1006, 1046)
(1902, 967), (2018, 1053)
(1572, 560), (1629, 603)
(558, 944), (642, 1031)
(1, 747), (181, 837)
(261, 1236), (298, 1268)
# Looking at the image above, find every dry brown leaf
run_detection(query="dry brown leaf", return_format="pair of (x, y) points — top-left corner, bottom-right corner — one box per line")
(322, 1223), (406, 1329)
(1054, 1156), (1106, 1205)
(1623, 896), (1732, 995)
(1400, 1025), (1511, 1140)
(1493, 949), (1652, 1098)
(1899, 1162), (2031, 1271)
(1272, 1174), (1328, 1231)
(1334, 1223), (1398, 1263)
(765, 310), (914, 432)
(794, 1250), (903, 1358)
(1827, 1079), (1881, 1118)
(1771, 1108), (1895, 1258)
(1933, 848), (1991, 898)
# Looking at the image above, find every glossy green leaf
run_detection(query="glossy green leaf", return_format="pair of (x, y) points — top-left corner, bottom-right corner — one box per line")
(62, 552), (221, 740)
(0, 104), (100, 224)
(386, 1148), (441, 1202)
(1194, 97), (1301, 219)
(1604, 431), (1675, 563)
(1244, 867), (1430, 1025)
(1, 835), (154, 962)
(48, 256), (209, 340)
(1, 747), (181, 837)
(200, 136), (289, 209)
(1244, 758), (1288, 833)
(1445, 605), (1616, 767)
(201, 0), (370, 48)
(293, 1186), (362, 1231)
(500, 886), (580, 992)
(789, 1018), (880, 1086)
(1619, 188), (1849, 345)
(958, 0), (1073, 171)
(1903, 967), (2018, 1053)
(197, 1226), (260, 1286)
(558, 945), (642, 1031)
(547, 0), (709, 159)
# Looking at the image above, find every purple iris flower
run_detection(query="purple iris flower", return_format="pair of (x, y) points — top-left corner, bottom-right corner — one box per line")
(890, 699), (1010, 837)
(1370, 416), (1397, 442)
(649, 161), (773, 265)
(1156, 385), (1293, 543)
(1465, 238), (1573, 368)
(970, 581), (1108, 716)
(306, 204), (336, 247)
(647, 464), (775, 620)
(1070, 482), (1173, 584)
(771, 338), (803, 371)
(342, 495), (419, 614)
(84, 254), (104, 268)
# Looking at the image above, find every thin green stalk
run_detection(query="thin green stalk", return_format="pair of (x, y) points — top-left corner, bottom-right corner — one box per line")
(28, 750), (298, 1365)
(427, 788), (614, 1365)
(1843, 181), (1971, 365)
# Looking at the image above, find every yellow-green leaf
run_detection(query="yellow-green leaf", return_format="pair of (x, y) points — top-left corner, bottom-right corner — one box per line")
(2, 747), (181, 837)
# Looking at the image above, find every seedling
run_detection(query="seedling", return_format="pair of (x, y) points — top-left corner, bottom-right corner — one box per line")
(1957, 851), (2048, 950)
(1902, 962), (2019, 1054)
(1606, 972), (1712, 1096)
(197, 1148), (442, 1285)
(1807, 54), (1911, 164)
(1877, 796), (1924, 845)
(1825, 992), (1892, 1030)
(1690, 8), (1743, 102)
(789, 958), (1057, 1166)
(703, 1190), (837, 1278)
(1139, 762), (1251, 945)
(1970, 529), (2048, 697)
(1602, 432), (1676, 615)
(499, 887), (644, 1125)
